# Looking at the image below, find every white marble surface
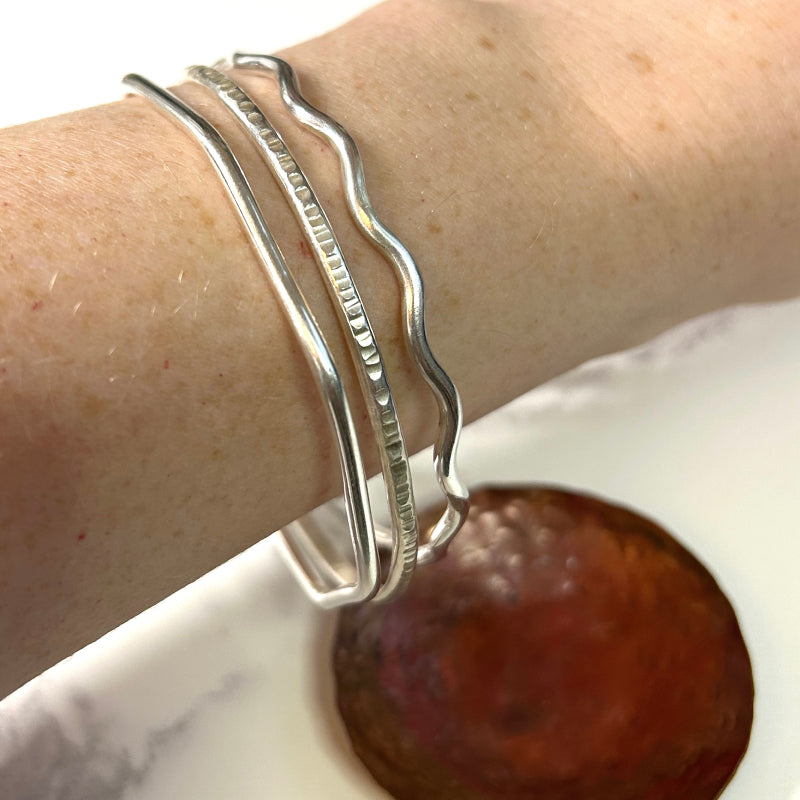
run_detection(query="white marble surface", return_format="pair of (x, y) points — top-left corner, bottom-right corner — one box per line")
(2, 301), (800, 799)
(2, 2), (800, 798)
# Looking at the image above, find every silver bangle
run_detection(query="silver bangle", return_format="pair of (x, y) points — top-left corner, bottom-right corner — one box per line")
(123, 54), (469, 606)
(186, 64), (419, 603)
(122, 73), (382, 608)
(231, 54), (470, 566)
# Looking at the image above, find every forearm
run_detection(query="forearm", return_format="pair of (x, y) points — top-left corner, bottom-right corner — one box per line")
(1, 0), (799, 696)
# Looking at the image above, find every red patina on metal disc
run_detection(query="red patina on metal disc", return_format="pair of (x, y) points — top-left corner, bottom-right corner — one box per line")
(334, 486), (753, 800)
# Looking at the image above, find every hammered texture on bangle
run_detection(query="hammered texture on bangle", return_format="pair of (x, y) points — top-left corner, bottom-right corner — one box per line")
(187, 64), (419, 602)
(232, 53), (470, 565)
(122, 73), (381, 608)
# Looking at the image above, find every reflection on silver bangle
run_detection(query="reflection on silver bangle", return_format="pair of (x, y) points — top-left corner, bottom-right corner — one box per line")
(122, 55), (468, 607)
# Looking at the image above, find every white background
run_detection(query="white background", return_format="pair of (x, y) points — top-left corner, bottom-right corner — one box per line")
(0, 0), (379, 128)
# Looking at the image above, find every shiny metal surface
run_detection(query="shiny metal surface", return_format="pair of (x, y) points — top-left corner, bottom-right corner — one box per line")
(186, 64), (418, 602)
(232, 54), (469, 566)
(122, 73), (380, 608)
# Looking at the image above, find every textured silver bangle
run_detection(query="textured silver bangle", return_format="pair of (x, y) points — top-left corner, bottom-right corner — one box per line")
(122, 73), (382, 608)
(231, 53), (470, 566)
(186, 64), (419, 603)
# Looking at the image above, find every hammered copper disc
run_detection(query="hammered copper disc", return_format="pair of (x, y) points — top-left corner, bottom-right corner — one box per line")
(334, 486), (753, 800)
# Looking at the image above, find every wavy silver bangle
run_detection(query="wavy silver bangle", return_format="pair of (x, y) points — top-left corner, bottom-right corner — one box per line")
(122, 73), (382, 608)
(231, 53), (470, 566)
(186, 64), (419, 602)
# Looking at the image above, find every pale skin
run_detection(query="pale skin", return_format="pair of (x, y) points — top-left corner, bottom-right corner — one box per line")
(1, 0), (799, 698)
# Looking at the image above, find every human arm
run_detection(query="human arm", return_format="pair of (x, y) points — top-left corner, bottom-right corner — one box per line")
(2, 0), (799, 697)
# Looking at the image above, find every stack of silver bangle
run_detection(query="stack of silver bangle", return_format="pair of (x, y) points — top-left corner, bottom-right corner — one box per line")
(123, 54), (469, 608)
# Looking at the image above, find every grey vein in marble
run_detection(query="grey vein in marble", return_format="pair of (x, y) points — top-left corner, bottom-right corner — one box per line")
(0, 671), (247, 800)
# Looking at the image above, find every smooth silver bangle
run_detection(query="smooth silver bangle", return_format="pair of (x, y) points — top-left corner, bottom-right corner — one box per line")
(231, 54), (470, 566)
(186, 64), (419, 603)
(122, 73), (382, 608)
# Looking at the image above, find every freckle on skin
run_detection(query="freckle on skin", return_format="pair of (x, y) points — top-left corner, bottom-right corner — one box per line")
(465, 91), (480, 102)
(31, 300), (43, 311)
(627, 51), (655, 74)
(83, 395), (107, 418)
(478, 35), (496, 51)
(517, 107), (533, 122)
(298, 239), (313, 258)
(427, 219), (443, 235)
(77, 532), (86, 541)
